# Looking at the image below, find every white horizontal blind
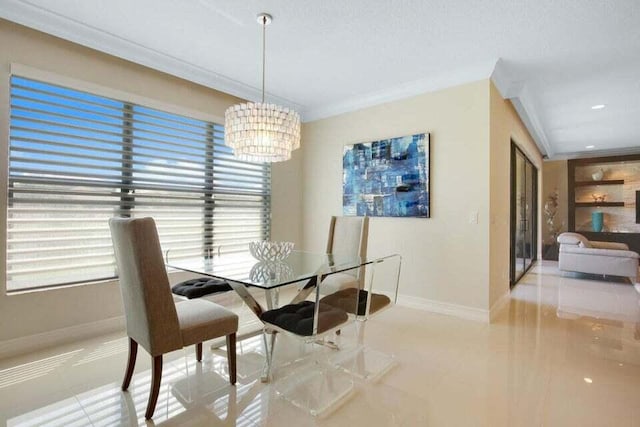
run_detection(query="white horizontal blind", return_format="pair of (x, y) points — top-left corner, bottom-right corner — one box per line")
(7, 76), (270, 291)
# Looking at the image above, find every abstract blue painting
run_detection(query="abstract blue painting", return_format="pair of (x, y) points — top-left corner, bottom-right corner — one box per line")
(343, 133), (430, 218)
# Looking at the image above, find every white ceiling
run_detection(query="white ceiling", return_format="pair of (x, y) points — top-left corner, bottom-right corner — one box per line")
(2, 0), (639, 159)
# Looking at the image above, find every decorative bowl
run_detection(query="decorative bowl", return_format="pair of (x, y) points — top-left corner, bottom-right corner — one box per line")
(248, 241), (294, 262)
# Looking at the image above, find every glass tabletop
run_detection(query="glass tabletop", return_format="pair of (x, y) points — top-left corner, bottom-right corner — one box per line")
(166, 250), (368, 289)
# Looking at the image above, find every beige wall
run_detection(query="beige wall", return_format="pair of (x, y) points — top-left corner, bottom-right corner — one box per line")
(542, 160), (568, 244)
(301, 80), (492, 310)
(270, 149), (303, 244)
(0, 20), (301, 343)
(0, 19), (540, 348)
(488, 82), (543, 308)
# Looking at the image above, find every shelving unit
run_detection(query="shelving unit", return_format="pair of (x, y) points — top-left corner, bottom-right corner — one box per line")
(568, 158), (633, 231)
(572, 178), (625, 209)
(567, 154), (640, 255)
(575, 202), (624, 208)
(574, 179), (624, 187)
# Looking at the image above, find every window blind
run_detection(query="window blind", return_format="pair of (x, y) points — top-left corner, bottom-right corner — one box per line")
(7, 76), (271, 291)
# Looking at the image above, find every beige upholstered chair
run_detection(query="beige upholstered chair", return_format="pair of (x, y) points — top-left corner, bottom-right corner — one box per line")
(109, 217), (238, 419)
(321, 216), (369, 293)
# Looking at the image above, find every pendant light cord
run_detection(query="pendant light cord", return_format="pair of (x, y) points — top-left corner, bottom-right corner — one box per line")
(261, 16), (266, 103)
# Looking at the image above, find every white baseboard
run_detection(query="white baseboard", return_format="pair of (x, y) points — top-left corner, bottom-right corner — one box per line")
(489, 291), (511, 322)
(396, 294), (490, 323)
(0, 316), (125, 360)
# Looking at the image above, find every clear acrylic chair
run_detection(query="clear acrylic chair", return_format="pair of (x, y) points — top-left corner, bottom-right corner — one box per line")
(322, 253), (402, 381)
(259, 263), (363, 416)
(321, 216), (369, 294)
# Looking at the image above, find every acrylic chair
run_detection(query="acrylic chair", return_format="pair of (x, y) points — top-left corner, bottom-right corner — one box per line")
(109, 217), (238, 419)
(321, 216), (369, 294)
(259, 259), (362, 416)
(321, 253), (402, 381)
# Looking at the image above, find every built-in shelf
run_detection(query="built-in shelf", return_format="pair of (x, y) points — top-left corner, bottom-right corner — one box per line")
(568, 154), (640, 232)
(574, 179), (624, 187)
(575, 202), (625, 208)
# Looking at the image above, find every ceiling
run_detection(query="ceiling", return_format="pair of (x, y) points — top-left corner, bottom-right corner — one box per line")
(2, 0), (639, 159)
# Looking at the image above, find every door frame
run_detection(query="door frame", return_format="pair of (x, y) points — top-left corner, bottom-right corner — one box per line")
(510, 141), (538, 288)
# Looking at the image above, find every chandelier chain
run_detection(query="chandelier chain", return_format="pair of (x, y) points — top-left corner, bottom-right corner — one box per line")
(261, 15), (266, 103)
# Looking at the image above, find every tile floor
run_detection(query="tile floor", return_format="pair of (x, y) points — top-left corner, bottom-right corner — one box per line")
(1, 261), (639, 426)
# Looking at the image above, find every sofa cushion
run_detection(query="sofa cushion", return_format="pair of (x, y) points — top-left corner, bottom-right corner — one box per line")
(560, 245), (639, 259)
(557, 232), (591, 248)
(590, 241), (630, 251)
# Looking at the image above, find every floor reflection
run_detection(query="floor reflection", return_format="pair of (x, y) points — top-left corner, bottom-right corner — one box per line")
(1, 261), (639, 426)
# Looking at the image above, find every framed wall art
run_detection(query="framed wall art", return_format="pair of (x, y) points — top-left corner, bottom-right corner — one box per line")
(343, 133), (430, 218)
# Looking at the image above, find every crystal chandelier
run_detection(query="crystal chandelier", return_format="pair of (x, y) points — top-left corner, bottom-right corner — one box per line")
(224, 13), (301, 163)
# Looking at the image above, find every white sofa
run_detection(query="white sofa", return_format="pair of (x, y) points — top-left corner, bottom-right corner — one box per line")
(557, 232), (639, 283)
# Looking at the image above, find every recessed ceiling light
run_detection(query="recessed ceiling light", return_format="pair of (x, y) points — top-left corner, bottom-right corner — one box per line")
(586, 145), (595, 149)
(584, 377), (593, 384)
(591, 104), (605, 110)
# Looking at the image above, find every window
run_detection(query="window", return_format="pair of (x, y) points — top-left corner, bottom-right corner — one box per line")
(7, 76), (270, 291)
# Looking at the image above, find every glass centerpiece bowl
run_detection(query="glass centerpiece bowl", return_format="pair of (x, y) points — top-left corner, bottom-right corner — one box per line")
(248, 241), (294, 262)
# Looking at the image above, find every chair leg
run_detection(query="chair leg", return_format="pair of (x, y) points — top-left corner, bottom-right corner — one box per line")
(196, 342), (203, 362)
(226, 333), (237, 385)
(145, 355), (163, 420)
(122, 338), (138, 391)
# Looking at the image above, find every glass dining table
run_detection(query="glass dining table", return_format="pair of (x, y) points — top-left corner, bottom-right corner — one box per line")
(166, 250), (370, 312)
(166, 250), (374, 381)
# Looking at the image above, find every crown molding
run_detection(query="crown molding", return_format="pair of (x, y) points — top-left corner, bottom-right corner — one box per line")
(0, 0), (304, 112)
(491, 58), (521, 98)
(0, 0), (554, 144)
(548, 146), (640, 161)
(510, 89), (553, 157)
(303, 60), (497, 122)
(490, 58), (552, 158)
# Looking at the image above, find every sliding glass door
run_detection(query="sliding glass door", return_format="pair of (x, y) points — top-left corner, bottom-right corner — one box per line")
(510, 143), (538, 287)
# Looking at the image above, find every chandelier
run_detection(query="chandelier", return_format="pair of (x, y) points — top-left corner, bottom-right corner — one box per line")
(224, 13), (301, 163)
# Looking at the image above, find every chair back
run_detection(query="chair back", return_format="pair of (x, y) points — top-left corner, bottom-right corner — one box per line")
(326, 216), (369, 280)
(109, 217), (182, 356)
(326, 216), (369, 257)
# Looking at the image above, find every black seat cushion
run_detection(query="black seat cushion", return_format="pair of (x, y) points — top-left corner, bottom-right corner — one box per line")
(171, 277), (232, 299)
(320, 288), (391, 316)
(260, 301), (348, 336)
